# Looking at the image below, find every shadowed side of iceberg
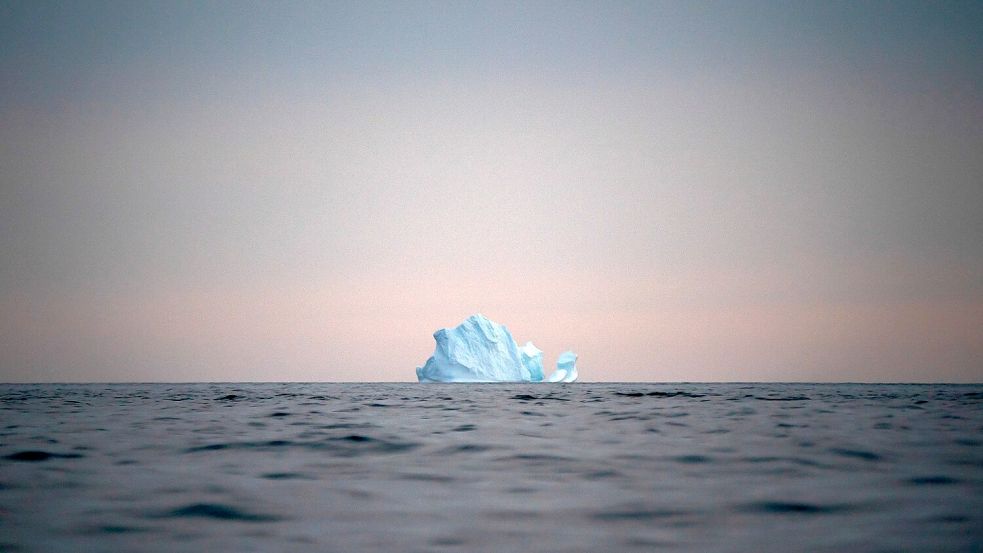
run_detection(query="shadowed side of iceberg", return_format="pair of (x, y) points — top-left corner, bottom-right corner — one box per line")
(519, 341), (545, 382)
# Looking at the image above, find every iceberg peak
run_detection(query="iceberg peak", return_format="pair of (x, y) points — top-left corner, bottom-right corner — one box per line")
(416, 314), (578, 383)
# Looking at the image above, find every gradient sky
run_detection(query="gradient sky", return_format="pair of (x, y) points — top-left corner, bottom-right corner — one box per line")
(1, 0), (981, 382)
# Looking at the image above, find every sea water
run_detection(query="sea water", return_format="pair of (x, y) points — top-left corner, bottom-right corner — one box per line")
(1, 383), (980, 552)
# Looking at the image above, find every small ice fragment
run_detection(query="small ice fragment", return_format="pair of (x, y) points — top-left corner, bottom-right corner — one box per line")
(548, 351), (579, 383)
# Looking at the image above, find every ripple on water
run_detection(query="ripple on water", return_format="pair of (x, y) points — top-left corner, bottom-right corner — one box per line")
(439, 443), (494, 454)
(740, 501), (855, 515)
(828, 448), (882, 462)
(261, 472), (315, 480)
(583, 469), (622, 480)
(614, 391), (706, 398)
(754, 396), (810, 401)
(591, 507), (690, 522)
(215, 395), (242, 401)
(905, 475), (960, 486)
(512, 394), (569, 402)
(84, 525), (150, 535)
(159, 503), (281, 522)
(4, 450), (83, 462)
(183, 435), (418, 457)
(327, 435), (420, 456)
(398, 472), (456, 483)
(185, 440), (293, 453)
(678, 453), (715, 464)
(497, 453), (574, 466)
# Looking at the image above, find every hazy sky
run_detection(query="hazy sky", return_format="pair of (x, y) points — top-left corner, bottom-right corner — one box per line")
(1, 1), (981, 382)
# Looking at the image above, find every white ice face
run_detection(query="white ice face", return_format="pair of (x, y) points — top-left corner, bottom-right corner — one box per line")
(416, 314), (577, 383)
(546, 369), (566, 383)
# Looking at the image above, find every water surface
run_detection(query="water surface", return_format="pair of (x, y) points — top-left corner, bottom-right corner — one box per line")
(1, 383), (980, 552)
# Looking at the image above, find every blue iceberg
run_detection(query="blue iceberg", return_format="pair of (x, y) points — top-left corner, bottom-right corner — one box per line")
(416, 314), (579, 383)
(518, 341), (544, 382)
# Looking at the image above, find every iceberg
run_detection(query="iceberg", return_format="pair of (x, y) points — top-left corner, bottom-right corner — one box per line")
(416, 314), (578, 383)
(547, 351), (579, 383)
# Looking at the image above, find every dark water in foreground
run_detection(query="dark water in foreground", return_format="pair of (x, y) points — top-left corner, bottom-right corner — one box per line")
(1, 383), (981, 552)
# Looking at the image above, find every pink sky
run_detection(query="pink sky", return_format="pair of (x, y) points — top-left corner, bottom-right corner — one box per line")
(3, 257), (980, 382)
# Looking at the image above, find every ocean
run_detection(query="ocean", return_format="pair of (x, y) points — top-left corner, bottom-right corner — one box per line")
(1, 383), (980, 552)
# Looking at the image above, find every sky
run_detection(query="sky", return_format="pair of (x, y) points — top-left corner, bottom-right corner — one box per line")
(1, 0), (981, 382)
